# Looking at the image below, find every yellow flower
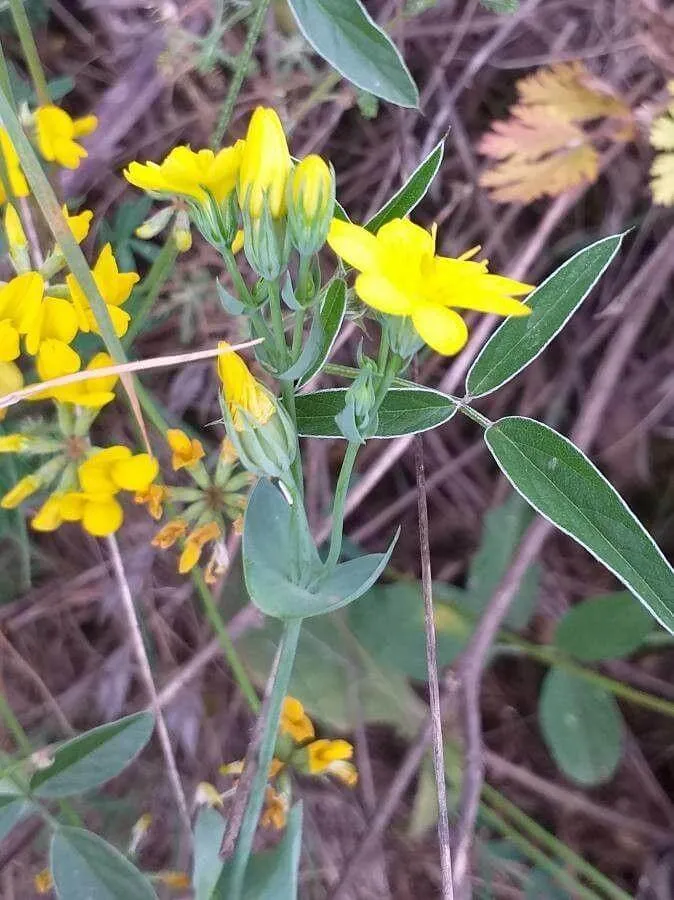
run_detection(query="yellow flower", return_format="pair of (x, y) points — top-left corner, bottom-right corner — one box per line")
(261, 786), (288, 830)
(34, 869), (53, 894)
(217, 341), (275, 431)
(0, 361), (23, 420)
(156, 871), (190, 889)
(135, 483), (168, 520)
(66, 243), (139, 337)
(0, 272), (46, 360)
(4, 203), (26, 250)
(63, 205), (93, 243)
(34, 344), (117, 408)
(31, 492), (64, 531)
(178, 521), (221, 573)
(195, 781), (224, 808)
(124, 142), (245, 204)
(35, 105), (98, 169)
(24, 294), (79, 357)
(1, 474), (40, 508)
(60, 490), (124, 537)
(280, 696), (315, 743)
(0, 129), (29, 203)
(0, 434), (31, 452)
(78, 447), (159, 494)
(167, 428), (205, 470)
(238, 107), (292, 218)
(231, 228), (245, 254)
(306, 739), (358, 785)
(327, 217), (533, 355)
(152, 518), (188, 549)
(290, 155), (332, 220)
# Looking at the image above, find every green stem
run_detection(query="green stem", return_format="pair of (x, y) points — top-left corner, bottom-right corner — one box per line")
(281, 379), (303, 497)
(267, 278), (287, 364)
(229, 617), (302, 899)
(222, 244), (254, 305)
(478, 800), (605, 900)
(210, 0), (272, 148)
(8, 0), (50, 105)
(325, 441), (359, 570)
(123, 238), (179, 349)
(503, 638), (674, 720)
(291, 307), (306, 358)
(191, 568), (260, 713)
(0, 42), (16, 113)
(482, 784), (632, 900)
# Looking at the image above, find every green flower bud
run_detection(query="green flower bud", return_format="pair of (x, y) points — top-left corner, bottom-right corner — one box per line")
(287, 155), (335, 256)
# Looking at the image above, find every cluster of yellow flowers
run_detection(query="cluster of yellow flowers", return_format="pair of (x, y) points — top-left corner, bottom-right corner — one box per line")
(215, 696), (357, 831)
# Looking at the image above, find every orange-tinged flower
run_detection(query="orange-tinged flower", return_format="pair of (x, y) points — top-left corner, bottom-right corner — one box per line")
(167, 428), (205, 470)
(280, 696), (315, 743)
(178, 521), (221, 573)
(35, 105), (98, 169)
(152, 518), (188, 549)
(66, 244), (139, 338)
(261, 786), (288, 830)
(306, 739), (357, 785)
(156, 871), (191, 888)
(34, 869), (53, 894)
(135, 483), (168, 520)
(327, 217), (533, 356)
(217, 342), (275, 431)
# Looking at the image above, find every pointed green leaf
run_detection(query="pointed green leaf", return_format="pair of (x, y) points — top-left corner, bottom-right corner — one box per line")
(0, 796), (31, 843)
(287, 0), (418, 108)
(466, 234), (624, 398)
(554, 592), (655, 661)
(51, 827), (157, 900)
(295, 387), (457, 439)
(366, 139), (444, 233)
(484, 417), (674, 634)
(192, 807), (227, 900)
(297, 279), (347, 386)
(31, 712), (154, 798)
(539, 668), (623, 785)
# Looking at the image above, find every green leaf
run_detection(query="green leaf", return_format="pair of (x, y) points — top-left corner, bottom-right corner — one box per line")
(50, 827), (157, 900)
(239, 614), (426, 734)
(554, 592), (655, 661)
(215, 803), (303, 898)
(30, 712), (154, 798)
(0, 796), (31, 842)
(366, 139), (444, 233)
(480, 0), (520, 12)
(349, 582), (473, 680)
(295, 387), (457, 439)
(192, 807), (227, 900)
(297, 279), (347, 386)
(466, 234), (624, 398)
(287, 0), (418, 108)
(524, 870), (570, 899)
(243, 478), (397, 618)
(538, 668), (623, 785)
(466, 493), (540, 630)
(485, 417), (674, 635)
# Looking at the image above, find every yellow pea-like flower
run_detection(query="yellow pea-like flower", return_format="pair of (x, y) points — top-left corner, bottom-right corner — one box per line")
(167, 428), (205, 471)
(35, 105), (98, 170)
(290, 155), (332, 221)
(178, 521), (221, 573)
(280, 696), (315, 744)
(238, 107), (292, 219)
(217, 341), (275, 431)
(66, 244), (139, 338)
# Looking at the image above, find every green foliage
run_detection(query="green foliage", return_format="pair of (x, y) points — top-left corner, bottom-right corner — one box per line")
(0, 796), (31, 842)
(295, 386), (457, 438)
(480, 0), (520, 13)
(243, 477), (398, 618)
(192, 807), (227, 900)
(286, 0), (419, 108)
(554, 592), (655, 661)
(295, 278), (347, 386)
(30, 712), (155, 798)
(538, 668), (623, 785)
(50, 827), (157, 900)
(98, 198), (161, 270)
(485, 417), (674, 634)
(239, 613), (426, 734)
(466, 234), (624, 398)
(366, 139), (445, 233)
(215, 803), (303, 898)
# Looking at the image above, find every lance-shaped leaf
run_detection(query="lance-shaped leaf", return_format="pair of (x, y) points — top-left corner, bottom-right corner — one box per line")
(366, 139), (445, 233)
(30, 712), (154, 798)
(484, 416), (674, 634)
(287, 0), (418, 108)
(295, 387), (457, 439)
(288, 279), (347, 386)
(466, 233), (624, 398)
(51, 827), (157, 900)
(243, 478), (397, 618)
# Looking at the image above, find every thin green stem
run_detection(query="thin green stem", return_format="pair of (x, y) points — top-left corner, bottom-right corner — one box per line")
(267, 278), (287, 364)
(8, 0), (50, 105)
(123, 238), (179, 349)
(291, 307), (306, 358)
(0, 691), (32, 755)
(228, 617), (302, 899)
(222, 244), (254, 305)
(191, 568), (260, 713)
(503, 638), (674, 720)
(0, 43), (16, 113)
(478, 800), (604, 900)
(211, 0), (272, 148)
(325, 441), (359, 569)
(482, 784), (632, 900)
(281, 379), (304, 496)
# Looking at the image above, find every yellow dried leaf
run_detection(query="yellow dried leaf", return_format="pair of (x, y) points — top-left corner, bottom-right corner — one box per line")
(650, 84), (674, 206)
(479, 61), (633, 203)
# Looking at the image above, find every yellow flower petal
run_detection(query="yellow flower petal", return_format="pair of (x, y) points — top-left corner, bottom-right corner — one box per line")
(327, 218), (380, 273)
(167, 428), (205, 470)
(411, 303), (468, 356)
(110, 453), (159, 492)
(217, 342), (275, 430)
(78, 446), (131, 494)
(152, 518), (188, 549)
(82, 495), (123, 536)
(354, 272), (414, 315)
(280, 696), (315, 743)
(2, 474), (40, 508)
(306, 739), (353, 774)
(31, 493), (64, 531)
(238, 107), (291, 218)
(0, 319), (20, 361)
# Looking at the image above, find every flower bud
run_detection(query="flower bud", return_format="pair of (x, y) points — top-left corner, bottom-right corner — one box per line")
(172, 209), (192, 252)
(135, 205), (174, 240)
(336, 357), (379, 442)
(287, 155), (335, 256)
(189, 189), (239, 254)
(238, 107), (291, 220)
